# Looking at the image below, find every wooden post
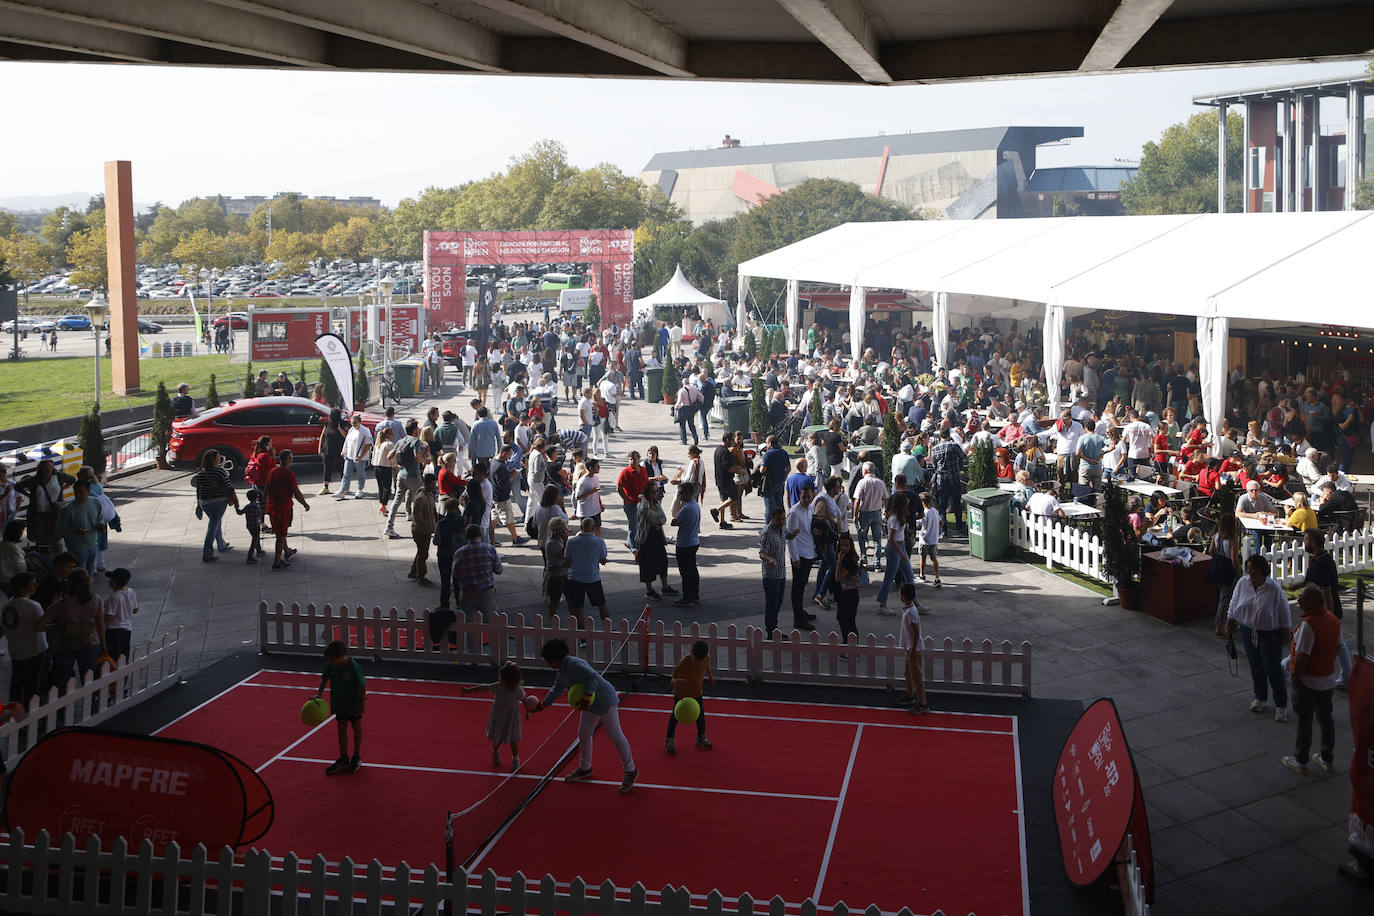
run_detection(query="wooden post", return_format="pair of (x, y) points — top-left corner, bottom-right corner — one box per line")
(104, 161), (140, 394)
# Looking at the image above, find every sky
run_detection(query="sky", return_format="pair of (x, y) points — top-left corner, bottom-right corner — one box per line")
(0, 58), (1365, 209)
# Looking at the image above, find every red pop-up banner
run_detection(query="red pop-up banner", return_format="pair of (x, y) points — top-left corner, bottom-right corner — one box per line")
(2, 728), (273, 854)
(1348, 657), (1374, 863)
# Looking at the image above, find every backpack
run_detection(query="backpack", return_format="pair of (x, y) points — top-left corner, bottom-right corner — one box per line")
(396, 437), (419, 473)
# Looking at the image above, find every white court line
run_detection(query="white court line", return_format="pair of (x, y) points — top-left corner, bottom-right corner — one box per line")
(811, 724), (862, 903)
(1012, 716), (1030, 916)
(278, 755), (842, 804)
(254, 668), (1017, 728)
(245, 676), (1011, 736)
(255, 718), (335, 774)
(152, 671), (261, 735)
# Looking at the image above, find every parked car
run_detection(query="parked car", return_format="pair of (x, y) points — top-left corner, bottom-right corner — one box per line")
(212, 312), (251, 330)
(1, 317), (56, 335)
(168, 396), (384, 471)
(98, 317), (164, 333)
(54, 314), (92, 330)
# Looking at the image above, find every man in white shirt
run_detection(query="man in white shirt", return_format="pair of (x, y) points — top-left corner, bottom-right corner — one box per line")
(1225, 553), (1293, 720)
(1121, 410), (1153, 471)
(1051, 411), (1083, 482)
(575, 459), (604, 534)
(784, 483), (819, 630)
(1309, 462), (1354, 499)
(1026, 484), (1064, 518)
(1296, 448), (1323, 486)
(337, 414), (374, 498)
(461, 342), (478, 385)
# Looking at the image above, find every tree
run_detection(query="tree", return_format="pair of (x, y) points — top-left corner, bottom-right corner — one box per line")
(1355, 177), (1374, 210)
(322, 216), (374, 260)
(880, 408), (901, 482)
(537, 162), (652, 230)
(243, 362), (257, 399)
(265, 231), (322, 276)
(810, 387), (823, 427)
(172, 227), (232, 274)
(206, 373), (221, 408)
(39, 205), (88, 267)
(660, 357), (679, 406)
(319, 357), (340, 407)
(79, 406), (107, 476)
(1120, 109), (1243, 214)
(0, 230), (51, 306)
(151, 381), (174, 466)
(582, 293), (600, 330)
(742, 325), (757, 359)
(968, 439), (996, 491)
(66, 224), (108, 291)
(749, 377), (768, 438)
(355, 353), (369, 408)
(1100, 483), (1141, 590)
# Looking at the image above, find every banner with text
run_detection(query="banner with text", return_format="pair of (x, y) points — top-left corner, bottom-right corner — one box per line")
(2, 727), (273, 855)
(315, 332), (354, 411)
(1053, 698), (1141, 889)
(423, 229), (634, 331)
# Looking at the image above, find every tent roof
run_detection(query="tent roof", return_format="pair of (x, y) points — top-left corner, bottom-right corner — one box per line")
(633, 264), (724, 310)
(737, 211), (1374, 328)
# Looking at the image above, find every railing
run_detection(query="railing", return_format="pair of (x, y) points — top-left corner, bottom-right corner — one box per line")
(0, 830), (934, 916)
(102, 418), (158, 474)
(0, 629), (184, 770)
(260, 601), (1033, 698)
(1011, 509), (1106, 582)
(1260, 524), (1374, 586)
(1119, 834), (1151, 916)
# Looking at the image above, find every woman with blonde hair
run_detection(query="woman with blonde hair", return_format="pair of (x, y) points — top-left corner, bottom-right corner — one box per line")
(1286, 490), (1318, 531)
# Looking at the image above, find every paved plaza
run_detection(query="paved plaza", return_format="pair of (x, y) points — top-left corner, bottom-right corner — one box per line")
(7, 384), (1371, 915)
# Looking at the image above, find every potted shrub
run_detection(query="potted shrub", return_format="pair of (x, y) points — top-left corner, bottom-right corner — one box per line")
(242, 362), (257, 399)
(205, 373), (221, 409)
(749, 376), (768, 444)
(151, 381), (174, 469)
(1101, 482), (1143, 609)
(78, 405), (107, 477)
(968, 439), (996, 491)
(354, 353), (370, 411)
(660, 357), (679, 405)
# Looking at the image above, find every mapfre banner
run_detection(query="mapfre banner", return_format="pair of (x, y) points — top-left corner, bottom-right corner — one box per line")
(1053, 698), (1138, 888)
(424, 230), (634, 331)
(2, 728), (273, 854)
(1349, 657), (1374, 861)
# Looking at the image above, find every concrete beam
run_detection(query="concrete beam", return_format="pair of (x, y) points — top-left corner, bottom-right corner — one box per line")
(0, 6), (164, 61)
(1079, 0), (1176, 71)
(468, 0), (691, 78)
(883, 29), (1094, 82)
(0, 0), (333, 67)
(1120, 5), (1374, 69)
(774, 0), (891, 84)
(205, 0), (503, 71)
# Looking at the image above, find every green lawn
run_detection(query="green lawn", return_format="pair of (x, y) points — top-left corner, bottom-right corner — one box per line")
(0, 354), (311, 432)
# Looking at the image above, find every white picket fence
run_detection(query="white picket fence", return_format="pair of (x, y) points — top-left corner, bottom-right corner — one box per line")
(1011, 510), (1106, 582)
(1120, 834), (1151, 916)
(260, 601), (1033, 698)
(1259, 524), (1374, 586)
(0, 628), (183, 769)
(0, 829), (944, 916)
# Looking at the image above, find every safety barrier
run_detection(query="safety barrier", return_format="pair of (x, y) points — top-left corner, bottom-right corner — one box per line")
(1120, 834), (1151, 916)
(0, 628), (184, 769)
(0, 829), (937, 916)
(259, 601), (1033, 698)
(1011, 509), (1106, 582)
(1259, 524), (1374, 586)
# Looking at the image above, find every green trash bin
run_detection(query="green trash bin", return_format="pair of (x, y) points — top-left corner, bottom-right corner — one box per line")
(962, 487), (1012, 561)
(392, 360), (420, 397)
(645, 367), (664, 404)
(723, 396), (751, 434)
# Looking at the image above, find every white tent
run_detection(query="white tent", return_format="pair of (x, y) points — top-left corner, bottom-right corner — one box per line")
(737, 211), (1374, 444)
(633, 264), (729, 329)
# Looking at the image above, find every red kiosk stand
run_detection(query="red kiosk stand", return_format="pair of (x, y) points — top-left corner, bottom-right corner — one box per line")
(345, 305), (425, 357)
(422, 230), (633, 331)
(1053, 698), (1154, 911)
(247, 307), (332, 361)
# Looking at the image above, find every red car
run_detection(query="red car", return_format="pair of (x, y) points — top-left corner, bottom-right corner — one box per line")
(212, 312), (251, 330)
(168, 396), (384, 471)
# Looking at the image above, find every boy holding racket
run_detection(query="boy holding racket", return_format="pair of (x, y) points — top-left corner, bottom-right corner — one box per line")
(534, 637), (637, 793)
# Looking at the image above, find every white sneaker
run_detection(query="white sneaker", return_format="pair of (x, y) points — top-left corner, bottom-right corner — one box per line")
(1249, 699), (1266, 713)
(317, 486), (331, 496)
(1282, 755), (1307, 775)
(1313, 753), (1335, 773)
(1275, 707), (1288, 723)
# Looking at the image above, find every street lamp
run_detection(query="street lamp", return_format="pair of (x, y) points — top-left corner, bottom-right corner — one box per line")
(85, 293), (108, 409)
(379, 275), (396, 371)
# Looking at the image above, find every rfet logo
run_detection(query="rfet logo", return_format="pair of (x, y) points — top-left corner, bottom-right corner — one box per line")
(58, 804), (105, 843)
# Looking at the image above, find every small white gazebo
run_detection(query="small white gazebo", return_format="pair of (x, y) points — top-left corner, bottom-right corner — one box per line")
(633, 264), (729, 329)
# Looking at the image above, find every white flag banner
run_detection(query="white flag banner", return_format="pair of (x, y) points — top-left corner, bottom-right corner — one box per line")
(314, 332), (354, 411)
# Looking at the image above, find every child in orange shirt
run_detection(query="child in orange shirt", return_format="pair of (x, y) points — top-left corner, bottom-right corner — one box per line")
(666, 640), (716, 755)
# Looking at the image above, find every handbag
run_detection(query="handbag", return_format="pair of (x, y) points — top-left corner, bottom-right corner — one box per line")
(1204, 549), (1236, 586)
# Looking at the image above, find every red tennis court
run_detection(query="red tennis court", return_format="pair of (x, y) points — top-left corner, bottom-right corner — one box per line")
(155, 668), (1029, 916)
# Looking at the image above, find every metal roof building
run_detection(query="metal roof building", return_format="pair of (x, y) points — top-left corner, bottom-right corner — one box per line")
(639, 127), (1088, 225)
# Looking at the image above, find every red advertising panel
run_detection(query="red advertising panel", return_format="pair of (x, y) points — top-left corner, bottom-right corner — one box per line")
(1053, 698), (1137, 887)
(345, 306), (425, 356)
(424, 230), (634, 331)
(249, 308), (332, 361)
(2, 728), (273, 854)
(1349, 656), (1374, 864)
